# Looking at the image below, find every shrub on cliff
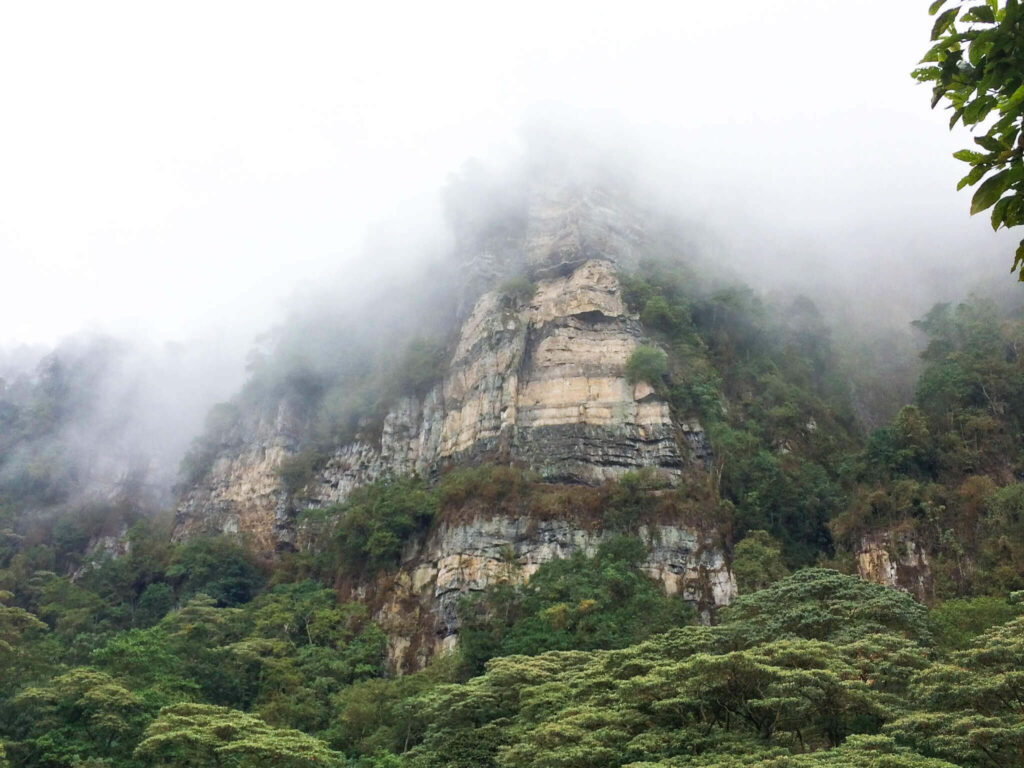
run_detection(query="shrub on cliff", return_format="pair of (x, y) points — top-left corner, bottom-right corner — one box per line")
(731, 529), (790, 593)
(496, 275), (537, 305)
(601, 467), (664, 530)
(455, 536), (693, 676)
(277, 447), (328, 495)
(329, 477), (439, 573)
(437, 464), (529, 509)
(625, 344), (668, 385)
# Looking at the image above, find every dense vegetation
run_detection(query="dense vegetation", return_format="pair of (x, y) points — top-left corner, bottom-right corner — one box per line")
(0, 525), (386, 766)
(2, 241), (1023, 765)
(621, 257), (1024, 594)
(456, 536), (694, 676)
(6, 535), (1024, 767)
(621, 261), (860, 568)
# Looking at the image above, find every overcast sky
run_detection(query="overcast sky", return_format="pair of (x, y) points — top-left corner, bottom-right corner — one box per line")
(0, 1), (1013, 349)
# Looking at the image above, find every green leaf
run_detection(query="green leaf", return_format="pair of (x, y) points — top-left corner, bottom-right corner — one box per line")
(963, 95), (997, 124)
(1013, 238), (1024, 279)
(1000, 84), (1024, 114)
(974, 134), (1006, 152)
(929, 0), (950, 14)
(953, 149), (988, 163)
(970, 169), (1013, 214)
(991, 196), (1011, 229)
(920, 40), (951, 63)
(968, 34), (992, 65)
(966, 5), (996, 22)
(932, 7), (960, 39)
(958, 165), (988, 189)
(1005, 196), (1024, 227)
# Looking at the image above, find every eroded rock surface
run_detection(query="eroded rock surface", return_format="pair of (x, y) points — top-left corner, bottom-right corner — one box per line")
(170, 184), (730, 671)
(175, 258), (704, 550)
(350, 514), (734, 673)
(857, 531), (933, 601)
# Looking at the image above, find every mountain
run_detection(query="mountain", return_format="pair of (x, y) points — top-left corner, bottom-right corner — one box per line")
(171, 180), (736, 670)
(2, 165), (1023, 768)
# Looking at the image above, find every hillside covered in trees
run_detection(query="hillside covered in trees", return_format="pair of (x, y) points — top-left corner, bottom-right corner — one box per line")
(3, 2), (1024, 760)
(1, 188), (1022, 764)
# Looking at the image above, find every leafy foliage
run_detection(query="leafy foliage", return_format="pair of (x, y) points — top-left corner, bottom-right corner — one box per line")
(833, 297), (1024, 598)
(1, 212), (1024, 768)
(720, 568), (933, 646)
(456, 537), (694, 676)
(134, 702), (344, 766)
(496, 276), (537, 305)
(916, 0), (1024, 279)
(308, 477), (439, 576)
(928, 595), (1021, 650)
(731, 529), (790, 593)
(620, 259), (858, 567)
(396, 570), (943, 768)
(625, 345), (669, 385)
(887, 614), (1024, 766)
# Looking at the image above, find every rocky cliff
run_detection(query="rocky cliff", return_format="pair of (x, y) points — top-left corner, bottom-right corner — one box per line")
(350, 513), (734, 673)
(174, 186), (711, 553)
(856, 531), (933, 601)
(172, 185), (731, 667)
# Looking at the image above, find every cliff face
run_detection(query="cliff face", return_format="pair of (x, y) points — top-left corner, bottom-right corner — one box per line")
(856, 531), (933, 601)
(173, 185), (731, 667)
(314, 258), (695, 489)
(175, 182), (713, 547)
(175, 257), (709, 547)
(342, 513), (734, 673)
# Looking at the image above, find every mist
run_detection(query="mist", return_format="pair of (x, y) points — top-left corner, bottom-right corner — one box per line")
(2, 1), (1022, 503)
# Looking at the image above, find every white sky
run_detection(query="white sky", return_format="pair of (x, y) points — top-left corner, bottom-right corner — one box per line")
(0, 1), (1011, 347)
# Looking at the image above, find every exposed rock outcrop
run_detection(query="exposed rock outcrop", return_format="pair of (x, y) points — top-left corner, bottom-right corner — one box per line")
(348, 513), (734, 673)
(856, 531), (933, 601)
(175, 258), (704, 550)
(171, 184), (730, 669)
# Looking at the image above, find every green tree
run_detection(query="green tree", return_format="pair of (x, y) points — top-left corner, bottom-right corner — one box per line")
(134, 702), (343, 766)
(218, 583), (385, 732)
(887, 614), (1024, 766)
(916, 0), (1024, 279)
(720, 568), (933, 646)
(11, 668), (147, 767)
(674, 735), (960, 766)
(324, 477), (438, 574)
(456, 537), (693, 676)
(90, 626), (201, 708)
(166, 536), (265, 607)
(326, 654), (458, 757)
(0, 589), (46, 693)
(731, 530), (790, 593)
(625, 345), (669, 385)
(928, 595), (1021, 650)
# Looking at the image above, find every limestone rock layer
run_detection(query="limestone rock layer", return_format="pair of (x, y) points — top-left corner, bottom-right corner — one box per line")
(171, 187), (730, 665)
(357, 515), (734, 673)
(175, 258), (705, 551)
